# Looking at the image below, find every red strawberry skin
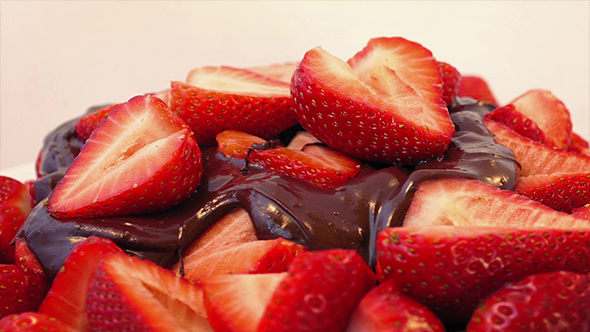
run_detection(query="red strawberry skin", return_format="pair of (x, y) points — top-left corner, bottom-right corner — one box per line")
(0, 177), (33, 264)
(485, 104), (547, 144)
(457, 75), (498, 105)
(75, 103), (122, 142)
(257, 249), (377, 332)
(569, 132), (590, 156)
(292, 37), (453, 165)
(376, 226), (590, 325)
(467, 271), (590, 332)
(48, 95), (203, 219)
(573, 204), (590, 219)
(216, 130), (361, 188)
(38, 237), (124, 331)
(515, 172), (590, 213)
(438, 61), (461, 106)
(346, 279), (445, 332)
(0, 312), (76, 332)
(170, 66), (297, 147)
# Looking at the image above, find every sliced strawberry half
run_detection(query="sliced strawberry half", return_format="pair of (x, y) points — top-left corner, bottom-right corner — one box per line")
(403, 178), (590, 228)
(291, 37), (453, 165)
(569, 132), (590, 156)
(170, 66), (297, 146)
(573, 204), (590, 219)
(172, 208), (307, 283)
(217, 130), (362, 188)
(515, 172), (590, 213)
(246, 62), (299, 83)
(509, 89), (573, 149)
(345, 279), (445, 332)
(467, 271), (590, 332)
(438, 61), (461, 106)
(0, 176), (33, 264)
(0, 240), (49, 318)
(202, 249), (376, 332)
(485, 104), (547, 143)
(75, 103), (122, 142)
(457, 75), (498, 105)
(376, 226), (590, 325)
(484, 118), (590, 176)
(0, 312), (76, 332)
(48, 95), (203, 219)
(86, 253), (211, 332)
(38, 237), (124, 331)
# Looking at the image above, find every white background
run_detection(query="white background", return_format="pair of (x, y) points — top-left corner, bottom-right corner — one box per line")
(2, 1), (589, 181)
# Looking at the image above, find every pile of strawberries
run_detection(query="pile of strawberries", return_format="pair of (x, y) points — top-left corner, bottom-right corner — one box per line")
(1, 36), (589, 331)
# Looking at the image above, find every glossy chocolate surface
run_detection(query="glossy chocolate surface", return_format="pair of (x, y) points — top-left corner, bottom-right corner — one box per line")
(20, 98), (518, 279)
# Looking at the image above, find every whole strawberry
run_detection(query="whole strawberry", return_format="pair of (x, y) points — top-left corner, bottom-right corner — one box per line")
(467, 271), (590, 332)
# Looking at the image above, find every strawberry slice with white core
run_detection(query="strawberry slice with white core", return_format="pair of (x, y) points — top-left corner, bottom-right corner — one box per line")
(86, 253), (211, 332)
(170, 66), (297, 146)
(403, 178), (590, 228)
(202, 273), (287, 332)
(484, 118), (590, 176)
(172, 208), (307, 283)
(510, 89), (572, 149)
(246, 62), (299, 83)
(217, 130), (362, 188)
(49, 95), (203, 219)
(291, 37), (453, 164)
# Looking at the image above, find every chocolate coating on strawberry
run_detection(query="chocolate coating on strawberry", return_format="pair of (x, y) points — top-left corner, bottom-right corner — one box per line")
(20, 98), (517, 279)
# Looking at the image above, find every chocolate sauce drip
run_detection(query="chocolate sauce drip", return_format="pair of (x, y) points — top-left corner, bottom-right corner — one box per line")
(20, 98), (518, 279)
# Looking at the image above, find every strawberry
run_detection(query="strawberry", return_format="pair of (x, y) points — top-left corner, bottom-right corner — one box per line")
(438, 61), (461, 106)
(0, 312), (76, 332)
(484, 118), (590, 176)
(569, 132), (590, 156)
(38, 237), (124, 332)
(202, 249), (376, 332)
(257, 249), (377, 332)
(573, 204), (590, 219)
(170, 66), (297, 146)
(75, 103), (122, 142)
(291, 37), (454, 165)
(457, 75), (498, 105)
(376, 226), (590, 325)
(508, 89), (572, 149)
(13, 238), (46, 282)
(467, 271), (590, 332)
(515, 172), (590, 213)
(484, 104), (547, 144)
(48, 95), (203, 219)
(86, 253), (211, 332)
(217, 130), (362, 188)
(172, 208), (306, 283)
(0, 176), (33, 264)
(246, 62), (299, 83)
(403, 178), (590, 228)
(345, 279), (445, 332)
(202, 273), (286, 332)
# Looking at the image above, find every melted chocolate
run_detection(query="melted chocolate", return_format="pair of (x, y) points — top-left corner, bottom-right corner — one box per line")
(19, 98), (518, 279)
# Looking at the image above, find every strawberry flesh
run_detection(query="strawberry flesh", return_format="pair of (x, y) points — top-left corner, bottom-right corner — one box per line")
(404, 178), (590, 228)
(292, 37), (453, 164)
(467, 271), (590, 332)
(246, 62), (299, 83)
(376, 226), (590, 325)
(48, 95), (203, 219)
(75, 103), (122, 142)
